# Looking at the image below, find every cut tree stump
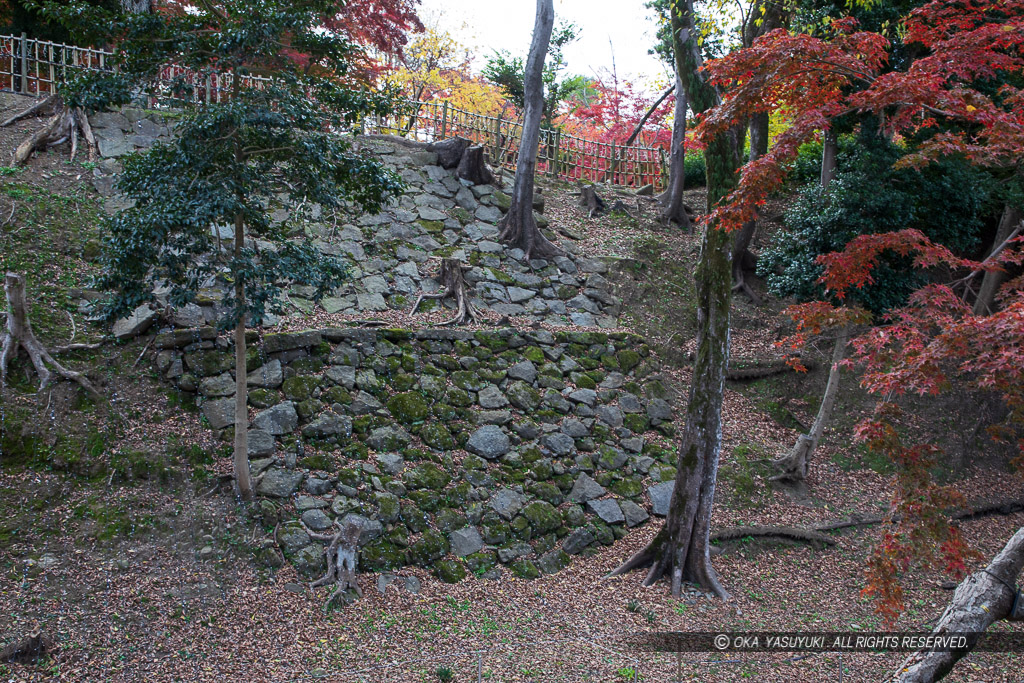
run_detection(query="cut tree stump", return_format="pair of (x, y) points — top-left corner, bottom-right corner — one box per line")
(427, 137), (471, 169)
(578, 184), (606, 218)
(424, 137), (495, 185)
(456, 145), (494, 185)
(1, 95), (96, 165)
(0, 630), (55, 664)
(1, 272), (102, 400)
(410, 258), (479, 325)
(303, 516), (364, 608)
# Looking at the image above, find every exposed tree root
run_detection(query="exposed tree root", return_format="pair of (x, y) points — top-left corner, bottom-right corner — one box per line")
(2, 95), (96, 165)
(1, 272), (102, 401)
(302, 517), (363, 608)
(498, 203), (562, 262)
(0, 629), (55, 664)
(711, 525), (836, 548)
(410, 258), (479, 325)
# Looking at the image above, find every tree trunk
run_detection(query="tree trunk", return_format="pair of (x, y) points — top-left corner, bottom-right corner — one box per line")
(973, 204), (1022, 315)
(660, 75), (691, 231)
(304, 516), (364, 607)
(772, 325), (849, 482)
(411, 258), (478, 325)
(609, 0), (740, 599)
(232, 211), (252, 500)
(820, 128), (838, 188)
(497, 0), (560, 260)
(888, 526), (1024, 683)
(0, 630), (55, 664)
(730, 112), (770, 302)
(120, 0), (151, 12)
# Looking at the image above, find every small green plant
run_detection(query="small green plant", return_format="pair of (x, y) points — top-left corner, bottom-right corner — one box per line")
(644, 610), (656, 624)
(0, 165), (23, 176)
(627, 599), (641, 613)
(617, 666), (639, 681)
(435, 665), (454, 682)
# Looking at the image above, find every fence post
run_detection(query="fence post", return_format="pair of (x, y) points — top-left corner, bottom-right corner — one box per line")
(440, 100), (449, 140)
(553, 129), (561, 179)
(48, 44), (55, 94)
(20, 33), (28, 94)
(606, 141), (614, 184)
(491, 116), (499, 163)
(659, 147), (668, 191)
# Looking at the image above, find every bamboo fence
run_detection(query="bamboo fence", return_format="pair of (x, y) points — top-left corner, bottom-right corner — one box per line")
(0, 32), (666, 189)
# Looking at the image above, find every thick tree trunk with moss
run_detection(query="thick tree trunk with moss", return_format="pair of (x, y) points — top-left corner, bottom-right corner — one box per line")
(609, 0), (740, 599)
(497, 0), (561, 260)
(889, 526), (1024, 683)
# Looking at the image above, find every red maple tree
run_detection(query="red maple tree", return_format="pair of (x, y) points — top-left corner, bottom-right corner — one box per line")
(695, 0), (1024, 622)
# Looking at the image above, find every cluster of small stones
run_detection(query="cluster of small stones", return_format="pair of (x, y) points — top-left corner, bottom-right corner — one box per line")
(154, 326), (681, 583)
(85, 111), (623, 328)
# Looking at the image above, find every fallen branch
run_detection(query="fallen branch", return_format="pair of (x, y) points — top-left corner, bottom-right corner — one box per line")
(711, 525), (836, 547)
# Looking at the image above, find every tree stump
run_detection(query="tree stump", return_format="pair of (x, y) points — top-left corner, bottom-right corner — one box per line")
(427, 136), (471, 169)
(1, 95), (97, 166)
(410, 258), (479, 325)
(0, 630), (55, 664)
(578, 185), (606, 218)
(303, 516), (364, 608)
(1, 272), (102, 399)
(456, 145), (494, 185)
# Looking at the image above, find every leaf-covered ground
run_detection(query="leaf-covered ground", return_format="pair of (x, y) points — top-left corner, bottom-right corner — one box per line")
(1, 91), (1022, 682)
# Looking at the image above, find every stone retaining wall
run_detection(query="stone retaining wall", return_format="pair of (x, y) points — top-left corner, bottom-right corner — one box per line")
(156, 326), (680, 582)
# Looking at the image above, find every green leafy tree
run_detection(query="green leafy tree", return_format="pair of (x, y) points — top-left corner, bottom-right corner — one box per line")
(41, 0), (404, 499)
(482, 20), (586, 127)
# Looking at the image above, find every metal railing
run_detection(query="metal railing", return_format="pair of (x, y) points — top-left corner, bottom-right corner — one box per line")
(0, 32), (666, 189)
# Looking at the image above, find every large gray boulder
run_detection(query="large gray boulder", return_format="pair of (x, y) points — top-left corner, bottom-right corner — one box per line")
(587, 498), (625, 525)
(567, 473), (606, 503)
(466, 425), (510, 459)
(246, 429), (276, 458)
(302, 414), (352, 438)
(507, 360), (538, 384)
(252, 401), (298, 435)
(247, 360), (283, 388)
(112, 304), (158, 339)
(257, 468), (304, 498)
(648, 481), (675, 517)
(449, 527), (484, 557)
(201, 397), (236, 431)
(488, 488), (526, 520)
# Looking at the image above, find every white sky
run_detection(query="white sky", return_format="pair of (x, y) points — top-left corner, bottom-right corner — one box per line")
(417, 0), (672, 93)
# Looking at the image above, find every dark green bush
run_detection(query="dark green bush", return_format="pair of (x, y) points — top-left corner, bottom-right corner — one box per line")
(684, 152), (706, 188)
(760, 134), (994, 314)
